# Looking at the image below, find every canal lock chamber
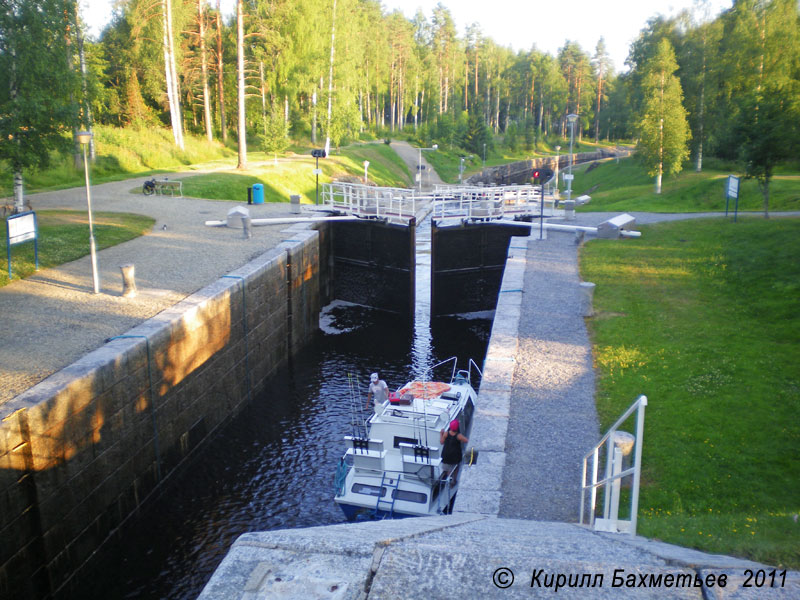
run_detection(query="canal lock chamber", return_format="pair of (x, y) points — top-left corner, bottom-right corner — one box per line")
(0, 216), (531, 599)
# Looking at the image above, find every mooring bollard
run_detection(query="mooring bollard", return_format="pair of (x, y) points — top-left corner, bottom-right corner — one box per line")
(563, 199), (576, 221)
(290, 194), (301, 215)
(242, 215), (252, 239)
(579, 281), (595, 317)
(120, 263), (137, 298)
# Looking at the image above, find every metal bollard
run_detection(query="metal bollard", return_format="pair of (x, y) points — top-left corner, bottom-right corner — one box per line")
(290, 194), (301, 215)
(579, 281), (595, 317)
(242, 216), (252, 239)
(120, 263), (137, 298)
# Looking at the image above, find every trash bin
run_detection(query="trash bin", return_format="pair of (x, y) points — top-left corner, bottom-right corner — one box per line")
(252, 183), (264, 204)
(290, 194), (301, 214)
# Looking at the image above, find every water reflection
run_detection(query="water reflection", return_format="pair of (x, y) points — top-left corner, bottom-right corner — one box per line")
(74, 299), (491, 599)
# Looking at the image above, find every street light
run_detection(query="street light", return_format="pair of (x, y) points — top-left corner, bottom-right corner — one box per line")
(363, 160), (370, 184)
(566, 114), (578, 203)
(554, 145), (561, 197)
(458, 155), (472, 184)
(77, 131), (100, 294)
(417, 144), (438, 191)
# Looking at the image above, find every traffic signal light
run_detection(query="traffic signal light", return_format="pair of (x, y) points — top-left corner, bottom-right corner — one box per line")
(311, 149), (327, 158)
(532, 168), (554, 183)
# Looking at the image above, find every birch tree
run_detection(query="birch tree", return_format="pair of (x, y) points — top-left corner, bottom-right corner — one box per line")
(636, 38), (690, 194)
(162, 0), (184, 149)
(0, 0), (78, 211)
(236, 0), (246, 168)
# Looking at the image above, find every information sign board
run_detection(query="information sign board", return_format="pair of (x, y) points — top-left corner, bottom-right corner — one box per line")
(726, 175), (739, 199)
(6, 211), (39, 278)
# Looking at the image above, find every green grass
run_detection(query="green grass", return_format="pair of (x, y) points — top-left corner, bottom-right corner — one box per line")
(0, 125), (236, 198)
(573, 157), (800, 213)
(1, 210), (155, 287)
(580, 217), (800, 568)
(178, 143), (412, 204)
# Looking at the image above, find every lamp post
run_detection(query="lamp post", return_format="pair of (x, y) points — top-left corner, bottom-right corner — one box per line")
(77, 131), (100, 294)
(566, 114), (578, 203)
(554, 145), (561, 197)
(483, 143), (486, 168)
(363, 160), (370, 184)
(417, 144), (438, 191)
(458, 155), (472, 184)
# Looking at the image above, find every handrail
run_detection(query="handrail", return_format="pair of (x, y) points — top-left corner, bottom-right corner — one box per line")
(580, 395), (647, 535)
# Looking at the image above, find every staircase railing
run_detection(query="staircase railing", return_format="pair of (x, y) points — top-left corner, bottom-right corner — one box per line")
(580, 395), (647, 535)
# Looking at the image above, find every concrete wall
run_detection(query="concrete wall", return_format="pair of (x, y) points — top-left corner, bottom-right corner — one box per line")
(0, 230), (322, 599)
(466, 148), (632, 186)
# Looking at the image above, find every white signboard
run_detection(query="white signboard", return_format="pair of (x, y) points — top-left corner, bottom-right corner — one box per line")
(727, 175), (739, 199)
(563, 174), (574, 181)
(313, 168), (322, 175)
(7, 212), (37, 245)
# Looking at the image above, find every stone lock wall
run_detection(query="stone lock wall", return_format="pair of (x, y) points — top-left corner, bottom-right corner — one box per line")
(0, 229), (322, 599)
(466, 148), (632, 186)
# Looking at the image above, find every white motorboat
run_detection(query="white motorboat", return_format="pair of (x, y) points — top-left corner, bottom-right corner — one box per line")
(334, 358), (481, 520)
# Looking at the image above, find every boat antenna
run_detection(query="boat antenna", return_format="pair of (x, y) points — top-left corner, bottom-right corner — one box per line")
(347, 372), (358, 438)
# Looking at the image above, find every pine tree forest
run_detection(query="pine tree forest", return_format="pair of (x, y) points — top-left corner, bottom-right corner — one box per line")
(2, 0), (799, 173)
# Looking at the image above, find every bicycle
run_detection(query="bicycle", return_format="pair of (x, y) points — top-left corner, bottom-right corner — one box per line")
(142, 178), (156, 196)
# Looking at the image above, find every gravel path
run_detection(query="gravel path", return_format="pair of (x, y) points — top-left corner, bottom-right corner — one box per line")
(0, 175), (304, 403)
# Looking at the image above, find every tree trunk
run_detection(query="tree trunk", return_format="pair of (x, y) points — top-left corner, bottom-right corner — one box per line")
(312, 87), (318, 144)
(216, 0), (227, 143)
(655, 172), (662, 194)
(259, 61), (267, 138)
(760, 181), (770, 218)
(198, 0), (213, 142)
(325, 0), (337, 154)
(162, 0), (184, 149)
(13, 171), (24, 213)
(236, 0), (247, 169)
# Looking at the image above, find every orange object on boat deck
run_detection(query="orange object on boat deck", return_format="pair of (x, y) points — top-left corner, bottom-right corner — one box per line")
(397, 381), (451, 399)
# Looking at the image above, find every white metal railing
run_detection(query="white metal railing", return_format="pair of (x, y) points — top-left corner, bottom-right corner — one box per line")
(320, 182), (419, 220)
(431, 185), (562, 221)
(580, 395), (647, 535)
(319, 181), (564, 223)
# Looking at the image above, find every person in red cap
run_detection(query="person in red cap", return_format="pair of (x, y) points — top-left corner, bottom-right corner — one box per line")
(440, 419), (469, 484)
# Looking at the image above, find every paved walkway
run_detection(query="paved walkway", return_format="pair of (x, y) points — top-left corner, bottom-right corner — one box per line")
(390, 140), (445, 190)
(0, 175), (302, 403)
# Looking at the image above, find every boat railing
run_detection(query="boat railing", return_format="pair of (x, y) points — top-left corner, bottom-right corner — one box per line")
(579, 395), (647, 535)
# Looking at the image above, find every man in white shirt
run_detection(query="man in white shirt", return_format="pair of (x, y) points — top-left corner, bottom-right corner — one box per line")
(366, 372), (389, 414)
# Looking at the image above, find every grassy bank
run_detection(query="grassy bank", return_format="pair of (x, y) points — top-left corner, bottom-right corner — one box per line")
(0, 126), (236, 197)
(1, 211), (155, 287)
(179, 143), (411, 203)
(573, 158), (800, 213)
(580, 217), (800, 568)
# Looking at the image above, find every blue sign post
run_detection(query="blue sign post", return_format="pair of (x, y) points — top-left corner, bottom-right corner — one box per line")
(725, 175), (740, 223)
(6, 211), (39, 279)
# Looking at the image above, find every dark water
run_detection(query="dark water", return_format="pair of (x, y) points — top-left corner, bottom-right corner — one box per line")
(74, 302), (491, 599)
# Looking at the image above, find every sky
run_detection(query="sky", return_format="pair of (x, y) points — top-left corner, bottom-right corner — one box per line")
(82, 0), (732, 73)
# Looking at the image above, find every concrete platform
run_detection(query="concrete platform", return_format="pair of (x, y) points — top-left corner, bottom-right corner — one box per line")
(200, 514), (798, 599)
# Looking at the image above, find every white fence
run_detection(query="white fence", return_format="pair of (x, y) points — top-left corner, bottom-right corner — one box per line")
(320, 182), (419, 220)
(580, 395), (647, 535)
(318, 182), (563, 223)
